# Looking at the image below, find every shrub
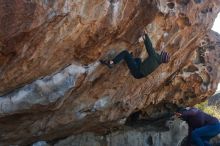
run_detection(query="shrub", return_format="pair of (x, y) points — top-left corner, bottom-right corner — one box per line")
(195, 101), (220, 119)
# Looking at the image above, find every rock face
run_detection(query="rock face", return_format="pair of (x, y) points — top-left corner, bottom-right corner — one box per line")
(0, 0), (220, 145)
(209, 92), (220, 107)
(32, 118), (188, 146)
(55, 120), (187, 146)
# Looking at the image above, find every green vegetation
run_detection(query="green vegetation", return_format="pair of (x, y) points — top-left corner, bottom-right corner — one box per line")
(195, 101), (220, 119)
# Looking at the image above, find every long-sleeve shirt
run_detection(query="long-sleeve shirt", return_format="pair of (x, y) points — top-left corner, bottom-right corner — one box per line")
(179, 107), (219, 145)
(180, 107), (219, 130)
(140, 34), (162, 76)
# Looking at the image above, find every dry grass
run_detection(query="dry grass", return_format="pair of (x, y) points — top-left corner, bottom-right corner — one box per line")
(195, 101), (220, 119)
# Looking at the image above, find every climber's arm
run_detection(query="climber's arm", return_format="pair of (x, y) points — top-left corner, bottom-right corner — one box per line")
(179, 108), (198, 120)
(143, 33), (157, 57)
(181, 108), (198, 116)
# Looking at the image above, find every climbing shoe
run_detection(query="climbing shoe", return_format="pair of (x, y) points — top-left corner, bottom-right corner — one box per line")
(100, 60), (114, 68)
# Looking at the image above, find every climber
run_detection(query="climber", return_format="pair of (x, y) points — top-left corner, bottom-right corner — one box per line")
(175, 107), (220, 146)
(100, 30), (170, 79)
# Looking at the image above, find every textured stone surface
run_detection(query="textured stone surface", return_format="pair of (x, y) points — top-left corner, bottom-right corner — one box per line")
(0, 0), (220, 145)
(210, 134), (220, 146)
(0, 0), (157, 95)
(32, 118), (188, 146)
(209, 92), (220, 107)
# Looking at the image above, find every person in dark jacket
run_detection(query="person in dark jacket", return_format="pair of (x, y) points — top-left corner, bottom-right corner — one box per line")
(100, 31), (170, 79)
(176, 107), (220, 146)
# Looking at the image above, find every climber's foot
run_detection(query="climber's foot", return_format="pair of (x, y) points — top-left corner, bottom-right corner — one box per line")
(100, 60), (114, 68)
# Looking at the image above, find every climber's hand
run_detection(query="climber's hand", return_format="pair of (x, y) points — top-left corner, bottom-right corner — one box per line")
(142, 28), (149, 40)
(141, 32), (146, 41)
(139, 28), (148, 42)
(174, 112), (182, 118)
(143, 28), (148, 35)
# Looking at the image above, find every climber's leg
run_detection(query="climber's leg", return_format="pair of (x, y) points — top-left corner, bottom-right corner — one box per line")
(191, 124), (220, 146)
(112, 50), (143, 78)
